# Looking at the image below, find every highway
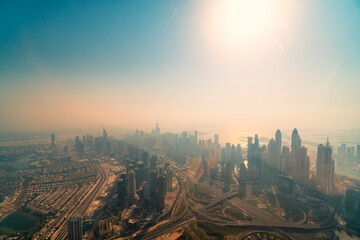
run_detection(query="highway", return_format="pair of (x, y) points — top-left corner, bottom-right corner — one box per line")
(142, 159), (335, 239)
(50, 159), (107, 240)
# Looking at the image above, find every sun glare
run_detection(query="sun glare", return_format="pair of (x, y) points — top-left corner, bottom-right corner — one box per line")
(199, 0), (295, 57)
(215, 0), (273, 42)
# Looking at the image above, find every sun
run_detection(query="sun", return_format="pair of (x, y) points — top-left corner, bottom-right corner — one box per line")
(208, 0), (273, 44)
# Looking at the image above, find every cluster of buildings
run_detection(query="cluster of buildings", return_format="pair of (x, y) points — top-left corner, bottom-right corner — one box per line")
(337, 143), (360, 162)
(117, 150), (173, 212)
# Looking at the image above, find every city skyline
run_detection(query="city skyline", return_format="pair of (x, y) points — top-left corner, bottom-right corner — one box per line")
(1, 1), (360, 239)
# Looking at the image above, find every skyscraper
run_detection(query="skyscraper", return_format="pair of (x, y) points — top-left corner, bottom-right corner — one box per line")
(275, 129), (281, 154)
(51, 134), (56, 149)
(214, 134), (219, 147)
(291, 128), (309, 183)
(291, 128), (301, 154)
(316, 140), (334, 195)
(357, 145), (360, 162)
(127, 169), (136, 202)
(67, 216), (82, 240)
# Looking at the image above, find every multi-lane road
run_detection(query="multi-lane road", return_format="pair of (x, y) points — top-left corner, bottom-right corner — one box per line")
(141, 159), (336, 239)
(51, 159), (107, 240)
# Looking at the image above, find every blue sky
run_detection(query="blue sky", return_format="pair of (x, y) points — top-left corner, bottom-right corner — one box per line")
(0, 0), (360, 140)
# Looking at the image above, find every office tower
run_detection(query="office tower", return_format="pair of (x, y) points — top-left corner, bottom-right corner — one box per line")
(103, 128), (108, 140)
(137, 161), (145, 183)
(268, 139), (277, 153)
(254, 134), (259, 149)
(345, 187), (360, 215)
(291, 129), (309, 183)
(51, 134), (56, 149)
(345, 186), (360, 229)
(148, 169), (157, 199)
(347, 147), (351, 157)
(67, 216), (82, 240)
(281, 146), (290, 174)
(142, 150), (150, 167)
(236, 144), (242, 163)
(95, 137), (101, 154)
(206, 138), (212, 148)
(291, 128), (301, 154)
(350, 146), (355, 158)
(117, 177), (127, 205)
(357, 145), (360, 161)
(74, 136), (84, 155)
(155, 123), (160, 136)
(127, 169), (136, 202)
(195, 130), (198, 144)
(221, 148), (226, 164)
(247, 137), (253, 158)
(156, 174), (166, 211)
(339, 143), (346, 155)
(82, 135), (86, 146)
(214, 134), (219, 147)
(275, 129), (281, 154)
(316, 140), (335, 195)
(247, 135), (262, 178)
(150, 155), (157, 170)
(182, 131), (187, 141)
(86, 135), (94, 149)
(225, 142), (231, 159)
(300, 146), (310, 183)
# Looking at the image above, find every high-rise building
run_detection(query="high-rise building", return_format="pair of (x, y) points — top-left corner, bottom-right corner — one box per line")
(291, 129), (309, 183)
(350, 146), (355, 158)
(156, 174), (166, 211)
(214, 134), (219, 147)
(127, 169), (136, 202)
(254, 134), (259, 149)
(247, 135), (262, 178)
(117, 177), (127, 206)
(103, 128), (108, 140)
(74, 136), (84, 155)
(67, 216), (82, 240)
(155, 123), (160, 136)
(150, 155), (157, 170)
(281, 146), (290, 174)
(291, 128), (301, 154)
(357, 145), (360, 161)
(316, 140), (334, 195)
(236, 144), (242, 163)
(51, 134), (56, 149)
(275, 129), (281, 154)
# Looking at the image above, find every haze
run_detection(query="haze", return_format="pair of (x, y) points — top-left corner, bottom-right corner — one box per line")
(1, 0), (360, 140)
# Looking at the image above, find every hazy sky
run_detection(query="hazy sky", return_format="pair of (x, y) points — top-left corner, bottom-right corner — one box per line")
(1, 0), (360, 141)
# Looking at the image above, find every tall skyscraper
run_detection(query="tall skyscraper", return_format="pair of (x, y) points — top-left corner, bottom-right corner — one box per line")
(316, 140), (335, 195)
(67, 216), (82, 240)
(74, 136), (84, 155)
(254, 134), (259, 149)
(291, 128), (301, 154)
(291, 128), (309, 183)
(51, 134), (56, 149)
(103, 127), (107, 140)
(357, 145), (360, 162)
(155, 123), (160, 136)
(127, 169), (136, 202)
(275, 129), (281, 154)
(214, 134), (219, 147)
